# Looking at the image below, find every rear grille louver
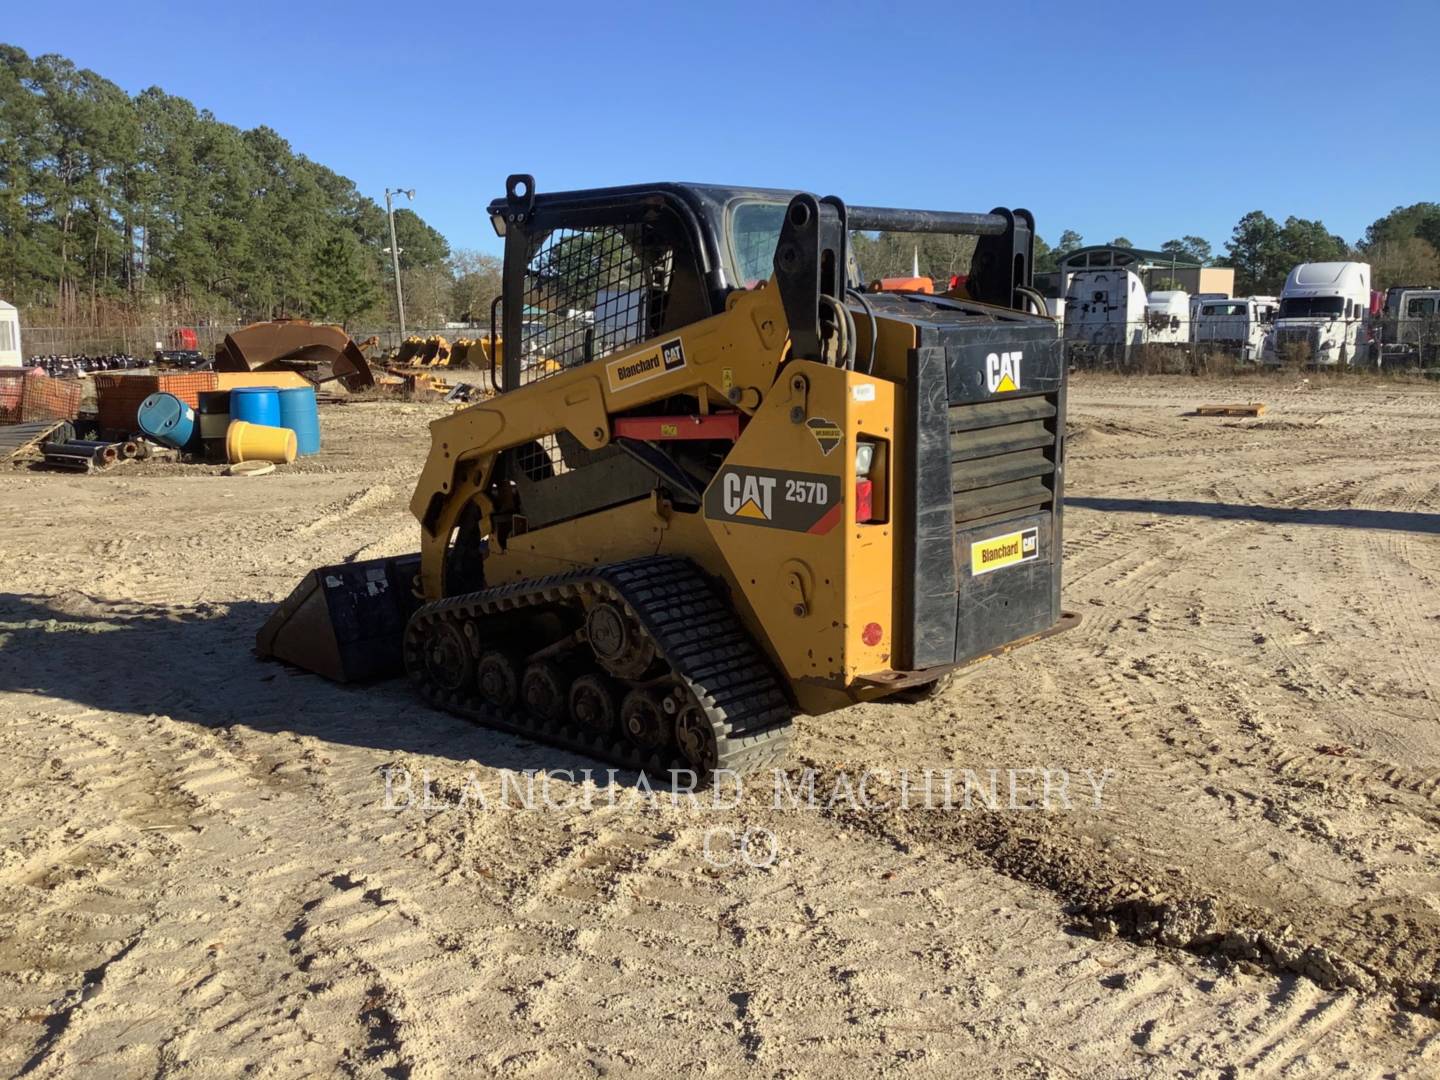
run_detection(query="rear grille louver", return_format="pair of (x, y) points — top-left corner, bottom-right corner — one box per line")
(948, 394), (1059, 528)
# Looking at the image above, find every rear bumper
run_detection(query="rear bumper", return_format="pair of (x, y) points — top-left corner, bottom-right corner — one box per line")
(855, 609), (1081, 692)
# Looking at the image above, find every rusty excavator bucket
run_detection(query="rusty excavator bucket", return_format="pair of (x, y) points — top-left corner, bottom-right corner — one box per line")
(216, 319), (376, 391)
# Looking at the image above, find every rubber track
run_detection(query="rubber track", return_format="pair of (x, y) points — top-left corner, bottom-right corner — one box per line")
(403, 556), (794, 778)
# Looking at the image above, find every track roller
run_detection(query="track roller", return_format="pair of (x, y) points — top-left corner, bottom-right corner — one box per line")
(521, 660), (570, 724)
(620, 689), (670, 751)
(569, 673), (619, 736)
(477, 650), (522, 709)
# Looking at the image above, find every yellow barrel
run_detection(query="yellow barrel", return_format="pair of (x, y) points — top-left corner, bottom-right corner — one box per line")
(226, 419), (297, 465)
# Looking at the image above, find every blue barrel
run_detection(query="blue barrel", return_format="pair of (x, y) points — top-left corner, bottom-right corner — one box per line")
(277, 386), (321, 456)
(136, 392), (196, 449)
(229, 386), (281, 428)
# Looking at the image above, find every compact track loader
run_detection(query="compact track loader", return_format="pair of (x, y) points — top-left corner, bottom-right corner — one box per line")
(259, 176), (1074, 778)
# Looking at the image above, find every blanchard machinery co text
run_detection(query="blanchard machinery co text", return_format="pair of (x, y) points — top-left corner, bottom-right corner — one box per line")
(380, 766), (1115, 814)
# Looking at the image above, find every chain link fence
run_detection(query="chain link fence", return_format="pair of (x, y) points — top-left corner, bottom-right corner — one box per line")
(1063, 316), (1440, 372)
(18, 316), (1440, 374)
(20, 324), (244, 360)
(16, 323), (495, 363)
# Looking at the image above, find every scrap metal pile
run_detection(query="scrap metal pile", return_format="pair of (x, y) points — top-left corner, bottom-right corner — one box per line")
(215, 320), (376, 392)
(2, 319), (369, 475)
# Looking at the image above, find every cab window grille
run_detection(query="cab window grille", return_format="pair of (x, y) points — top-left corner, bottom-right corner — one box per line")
(515, 433), (570, 480)
(519, 225), (674, 385)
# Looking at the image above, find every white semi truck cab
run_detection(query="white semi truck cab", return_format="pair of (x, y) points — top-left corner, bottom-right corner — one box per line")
(1194, 296), (1278, 364)
(1376, 286), (1440, 368)
(1275, 262), (1371, 366)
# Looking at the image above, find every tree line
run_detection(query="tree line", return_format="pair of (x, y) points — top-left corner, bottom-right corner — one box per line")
(4, 45), (1435, 328)
(0, 45), (502, 330)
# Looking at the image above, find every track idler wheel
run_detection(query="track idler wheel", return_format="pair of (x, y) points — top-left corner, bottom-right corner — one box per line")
(476, 650), (522, 710)
(416, 617), (473, 694)
(521, 660), (569, 725)
(674, 705), (719, 774)
(586, 601), (655, 680)
(619, 689), (669, 752)
(569, 673), (619, 736)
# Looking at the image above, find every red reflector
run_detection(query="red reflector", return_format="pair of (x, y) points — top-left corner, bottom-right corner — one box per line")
(862, 622), (883, 647)
(855, 479), (875, 523)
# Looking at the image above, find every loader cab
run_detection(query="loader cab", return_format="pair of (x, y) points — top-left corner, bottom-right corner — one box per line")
(488, 177), (794, 394)
(487, 175), (1040, 393)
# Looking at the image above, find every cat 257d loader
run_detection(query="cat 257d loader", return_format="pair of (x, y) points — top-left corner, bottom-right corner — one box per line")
(258, 175), (1074, 779)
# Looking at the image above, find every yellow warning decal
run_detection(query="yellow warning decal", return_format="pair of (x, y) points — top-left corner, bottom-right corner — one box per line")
(971, 526), (1039, 576)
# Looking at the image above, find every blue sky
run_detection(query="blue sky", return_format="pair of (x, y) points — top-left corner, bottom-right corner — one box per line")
(9, 0), (1439, 257)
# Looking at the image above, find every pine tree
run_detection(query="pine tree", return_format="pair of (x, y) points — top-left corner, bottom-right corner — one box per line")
(308, 231), (379, 327)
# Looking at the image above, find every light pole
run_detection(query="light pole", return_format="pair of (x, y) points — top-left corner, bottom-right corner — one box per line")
(385, 187), (415, 337)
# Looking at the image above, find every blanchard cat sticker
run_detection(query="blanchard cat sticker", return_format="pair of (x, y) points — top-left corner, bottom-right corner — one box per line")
(704, 465), (841, 534)
(970, 526), (1038, 575)
(607, 337), (686, 393)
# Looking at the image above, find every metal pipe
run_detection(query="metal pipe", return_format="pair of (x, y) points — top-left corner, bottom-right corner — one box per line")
(847, 205), (1007, 236)
(66, 440), (122, 453)
(50, 441), (118, 465)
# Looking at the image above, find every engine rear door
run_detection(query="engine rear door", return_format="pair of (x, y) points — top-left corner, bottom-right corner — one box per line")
(902, 314), (1066, 670)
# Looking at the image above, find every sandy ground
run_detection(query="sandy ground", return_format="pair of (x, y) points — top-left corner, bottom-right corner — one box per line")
(3, 375), (1440, 1077)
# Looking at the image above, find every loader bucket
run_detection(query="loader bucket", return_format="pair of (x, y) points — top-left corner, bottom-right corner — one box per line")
(256, 554), (421, 682)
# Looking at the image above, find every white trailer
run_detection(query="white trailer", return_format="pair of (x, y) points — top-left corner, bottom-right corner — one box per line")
(1144, 290), (1191, 345)
(0, 300), (21, 367)
(1194, 296), (1278, 364)
(1063, 268), (1147, 360)
(1275, 262), (1371, 366)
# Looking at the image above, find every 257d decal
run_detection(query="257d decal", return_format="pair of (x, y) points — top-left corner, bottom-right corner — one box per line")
(704, 465), (842, 534)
